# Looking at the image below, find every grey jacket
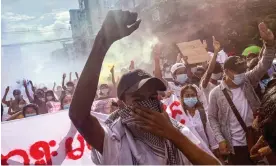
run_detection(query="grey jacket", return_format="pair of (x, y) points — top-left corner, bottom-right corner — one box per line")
(207, 46), (276, 153)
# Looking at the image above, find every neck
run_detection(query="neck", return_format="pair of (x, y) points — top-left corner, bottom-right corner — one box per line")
(187, 107), (196, 116)
(225, 77), (239, 89)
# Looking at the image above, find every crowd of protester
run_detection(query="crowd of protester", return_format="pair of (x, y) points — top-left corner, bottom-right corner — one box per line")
(2, 10), (276, 165)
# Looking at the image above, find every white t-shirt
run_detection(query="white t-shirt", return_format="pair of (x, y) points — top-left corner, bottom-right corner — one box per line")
(187, 110), (219, 150)
(167, 82), (208, 110)
(229, 87), (254, 146)
(201, 82), (217, 104)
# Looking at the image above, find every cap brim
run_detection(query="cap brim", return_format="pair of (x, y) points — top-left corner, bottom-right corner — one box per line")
(126, 77), (167, 94)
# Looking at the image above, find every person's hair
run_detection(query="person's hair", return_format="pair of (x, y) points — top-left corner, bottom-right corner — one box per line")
(180, 84), (202, 114)
(66, 81), (74, 87)
(22, 104), (39, 117)
(258, 86), (276, 153)
(214, 62), (223, 73)
(45, 90), (58, 102)
(13, 89), (21, 95)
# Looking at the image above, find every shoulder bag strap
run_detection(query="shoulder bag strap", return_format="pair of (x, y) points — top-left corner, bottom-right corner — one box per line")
(222, 89), (248, 133)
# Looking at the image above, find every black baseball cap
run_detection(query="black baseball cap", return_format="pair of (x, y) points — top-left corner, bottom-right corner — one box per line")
(223, 56), (247, 74)
(117, 69), (166, 100)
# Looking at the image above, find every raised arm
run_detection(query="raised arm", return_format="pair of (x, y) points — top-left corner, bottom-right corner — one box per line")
(201, 36), (221, 88)
(69, 72), (72, 82)
(246, 22), (276, 85)
(23, 80), (34, 103)
(75, 72), (79, 80)
(152, 44), (168, 86)
(53, 82), (56, 92)
(69, 10), (141, 154)
(62, 73), (67, 91)
(2, 86), (10, 106)
(110, 65), (116, 87)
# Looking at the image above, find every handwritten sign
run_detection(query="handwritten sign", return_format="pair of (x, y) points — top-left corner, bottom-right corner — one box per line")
(177, 40), (210, 64)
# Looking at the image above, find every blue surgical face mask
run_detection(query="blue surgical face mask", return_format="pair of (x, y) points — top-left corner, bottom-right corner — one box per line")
(63, 104), (70, 110)
(175, 74), (188, 84)
(232, 73), (245, 85)
(183, 97), (198, 108)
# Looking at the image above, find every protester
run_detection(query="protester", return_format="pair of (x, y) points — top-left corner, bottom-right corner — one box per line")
(208, 22), (275, 165)
(201, 36), (223, 102)
(2, 87), (23, 113)
(8, 98), (26, 115)
(180, 85), (219, 153)
(24, 82), (47, 114)
(60, 91), (72, 110)
(22, 103), (39, 118)
(69, 10), (219, 165)
(153, 46), (208, 110)
(62, 73), (75, 95)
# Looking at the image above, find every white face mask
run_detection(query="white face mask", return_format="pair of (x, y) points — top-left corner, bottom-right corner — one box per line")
(175, 74), (188, 84)
(232, 73), (246, 85)
(67, 86), (73, 91)
(19, 104), (25, 109)
(25, 113), (37, 118)
(101, 89), (109, 94)
(47, 96), (53, 101)
(211, 73), (222, 80)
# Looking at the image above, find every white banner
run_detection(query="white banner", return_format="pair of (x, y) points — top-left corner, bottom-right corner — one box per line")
(1, 97), (187, 165)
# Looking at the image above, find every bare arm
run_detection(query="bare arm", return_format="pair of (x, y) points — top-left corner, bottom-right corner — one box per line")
(75, 72), (79, 80)
(69, 72), (72, 82)
(152, 44), (168, 86)
(62, 74), (67, 91)
(2, 86), (10, 106)
(201, 36), (220, 88)
(6, 111), (23, 121)
(110, 65), (116, 87)
(69, 10), (141, 154)
(23, 80), (34, 103)
(53, 82), (56, 92)
(8, 100), (13, 115)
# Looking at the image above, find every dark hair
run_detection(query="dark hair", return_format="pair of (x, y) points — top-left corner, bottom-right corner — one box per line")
(258, 86), (276, 153)
(224, 56), (247, 73)
(22, 104), (39, 117)
(66, 81), (74, 87)
(13, 89), (21, 95)
(180, 84), (202, 114)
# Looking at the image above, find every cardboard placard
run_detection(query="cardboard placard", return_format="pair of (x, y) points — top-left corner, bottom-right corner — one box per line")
(177, 40), (210, 64)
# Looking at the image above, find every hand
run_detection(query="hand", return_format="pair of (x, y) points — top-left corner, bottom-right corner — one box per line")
(63, 73), (66, 79)
(259, 22), (275, 46)
(29, 80), (34, 87)
(132, 104), (178, 140)
(177, 53), (182, 62)
(258, 146), (272, 157)
(54, 82), (56, 86)
(213, 36), (221, 53)
(5, 86), (10, 94)
(182, 55), (188, 62)
(202, 40), (207, 49)
(75, 72), (79, 78)
(219, 141), (230, 155)
(100, 10), (141, 45)
(23, 80), (27, 88)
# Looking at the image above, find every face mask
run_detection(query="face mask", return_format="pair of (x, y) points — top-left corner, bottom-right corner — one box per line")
(39, 98), (45, 102)
(183, 97), (198, 108)
(19, 104), (25, 109)
(165, 67), (170, 72)
(25, 113), (37, 118)
(47, 96), (53, 101)
(67, 86), (73, 91)
(63, 104), (70, 110)
(211, 73), (222, 80)
(232, 73), (246, 85)
(101, 88), (109, 95)
(175, 74), (188, 84)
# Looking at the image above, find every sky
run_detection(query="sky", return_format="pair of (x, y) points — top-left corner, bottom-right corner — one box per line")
(1, 0), (80, 97)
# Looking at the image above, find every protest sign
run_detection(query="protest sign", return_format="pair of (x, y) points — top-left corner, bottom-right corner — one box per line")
(1, 97), (187, 165)
(177, 40), (210, 64)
